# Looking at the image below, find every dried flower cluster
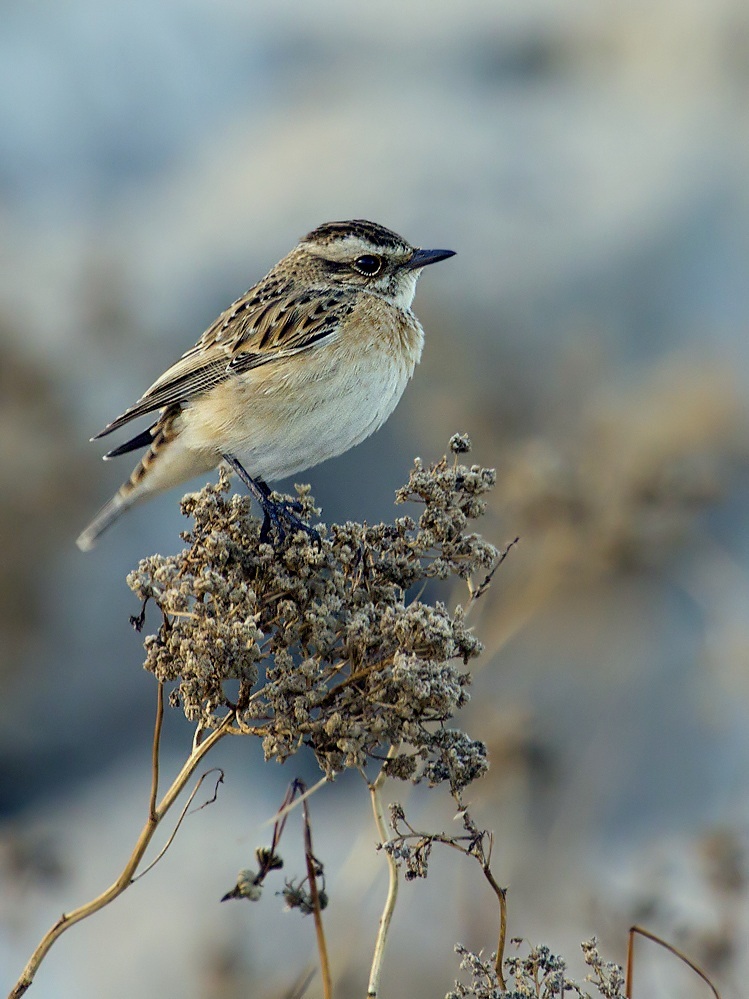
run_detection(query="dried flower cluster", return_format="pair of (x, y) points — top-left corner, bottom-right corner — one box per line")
(382, 801), (494, 881)
(127, 436), (498, 787)
(447, 938), (625, 999)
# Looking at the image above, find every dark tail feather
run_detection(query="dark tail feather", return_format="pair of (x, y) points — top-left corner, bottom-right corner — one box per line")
(104, 424), (156, 459)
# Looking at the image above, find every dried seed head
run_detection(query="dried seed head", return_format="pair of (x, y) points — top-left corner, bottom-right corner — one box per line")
(128, 442), (501, 789)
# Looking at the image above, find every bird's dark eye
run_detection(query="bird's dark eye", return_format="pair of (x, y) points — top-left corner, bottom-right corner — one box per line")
(353, 254), (382, 276)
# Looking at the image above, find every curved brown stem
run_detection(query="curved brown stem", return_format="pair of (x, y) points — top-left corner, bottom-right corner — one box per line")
(366, 746), (400, 999)
(480, 861), (507, 989)
(149, 681), (164, 818)
(626, 925), (721, 999)
(9, 709), (233, 999)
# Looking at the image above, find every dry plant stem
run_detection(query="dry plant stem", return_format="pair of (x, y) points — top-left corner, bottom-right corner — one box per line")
(132, 768), (224, 883)
(367, 747), (400, 999)
(286, 968), (317, 999)
(265, 775), (330, 828)
(482, 534), (576, 655)
(149, 680), (164, 817)
(626, 925), (722, 999)
(302, 798), (332, 999)
(387, 822), (507, 989)
(464, 538), (519, 623)
(9, 706), (234, 999)
(481, 861), (507, 989)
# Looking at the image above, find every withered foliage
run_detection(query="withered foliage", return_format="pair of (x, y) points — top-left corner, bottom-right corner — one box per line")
(127, 436), (498, 789)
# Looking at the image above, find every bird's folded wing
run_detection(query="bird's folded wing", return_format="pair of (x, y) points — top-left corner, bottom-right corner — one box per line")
(93, 288), (355, 439)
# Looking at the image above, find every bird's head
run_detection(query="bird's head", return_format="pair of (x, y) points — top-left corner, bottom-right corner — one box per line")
(294, 219), (455, 309)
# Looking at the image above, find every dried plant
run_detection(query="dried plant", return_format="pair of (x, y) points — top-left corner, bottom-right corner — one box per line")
(127, 432), (497, 783)
(447, 938), (626, 999)
(10, 436), (510, 998)
(9, 432), (721, 999)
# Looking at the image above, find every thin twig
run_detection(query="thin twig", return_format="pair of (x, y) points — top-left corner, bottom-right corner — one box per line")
(9, 711), (234, 999)
(191, 769), (224, 811)
(385, 814), (507, 988)
(625, 928), (634, 997)
(480, 861), (507, 989)
(192, 720), (206, 753)
(132, 768), (224, 883)
(149, 681), (164, 819)
(262, 775), (329, 829)
(302, 795), (332, 999)
(626, 925), (722, 999)
(366, 745), (400, 999)
(464, 537), (519, 622)
(283, 966), (316, 999)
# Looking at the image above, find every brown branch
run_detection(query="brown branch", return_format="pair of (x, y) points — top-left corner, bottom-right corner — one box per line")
(149, 681), (164, 819)
(9, 711), (234, 999)
(480, 860), (507, 989)
(626, 925), (722, 999)
(302, 795), (332, 999)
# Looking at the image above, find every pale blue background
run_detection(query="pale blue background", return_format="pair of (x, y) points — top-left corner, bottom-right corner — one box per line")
(1, 2), (748, 996)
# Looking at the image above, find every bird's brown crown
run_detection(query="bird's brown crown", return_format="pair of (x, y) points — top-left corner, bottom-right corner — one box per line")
(302, 219), (410, 253)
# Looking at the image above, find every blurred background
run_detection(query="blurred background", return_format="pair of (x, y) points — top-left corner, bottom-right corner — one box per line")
(2, 0), (749, 996)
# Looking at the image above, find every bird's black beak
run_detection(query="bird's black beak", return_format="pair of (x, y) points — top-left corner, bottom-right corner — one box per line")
(405, 247), (456, 269)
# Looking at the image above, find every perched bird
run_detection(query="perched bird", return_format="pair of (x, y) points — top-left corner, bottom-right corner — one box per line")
(76, 219), (455, 551)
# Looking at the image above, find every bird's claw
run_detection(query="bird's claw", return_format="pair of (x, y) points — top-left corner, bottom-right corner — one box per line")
(259, 495), (320, 546)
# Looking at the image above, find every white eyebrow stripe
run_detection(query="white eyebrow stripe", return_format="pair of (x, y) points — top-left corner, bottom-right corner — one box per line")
(311, 236), (409, 262)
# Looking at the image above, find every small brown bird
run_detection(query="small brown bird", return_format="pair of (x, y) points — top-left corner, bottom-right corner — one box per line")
(77, 219), (455, 550)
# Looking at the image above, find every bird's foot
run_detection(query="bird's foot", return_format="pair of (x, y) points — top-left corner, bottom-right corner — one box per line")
(258, 493), (320, 545)
(222, 453), (320, 546)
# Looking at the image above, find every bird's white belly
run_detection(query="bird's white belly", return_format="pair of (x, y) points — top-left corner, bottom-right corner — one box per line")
(242, 362), (411, 481)
(179, 346), (416, 483)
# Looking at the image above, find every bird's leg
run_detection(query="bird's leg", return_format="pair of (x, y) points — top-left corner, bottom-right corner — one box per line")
(222, 454), (275, 538)
(222, 454), (319, 544)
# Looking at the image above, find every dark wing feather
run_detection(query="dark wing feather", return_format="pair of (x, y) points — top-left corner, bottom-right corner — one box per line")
(93, 283), (355, 440)
(103, 424), (156, 458)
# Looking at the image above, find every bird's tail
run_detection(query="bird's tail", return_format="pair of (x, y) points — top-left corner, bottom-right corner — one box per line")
(76, 488), (138, 551)
(76, 426), (164, 551)
(76, 409), (214, 551)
